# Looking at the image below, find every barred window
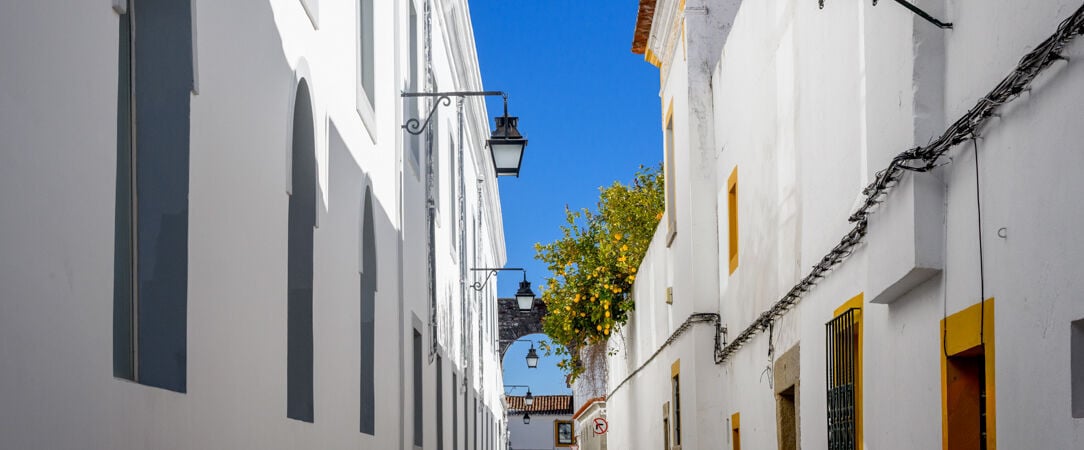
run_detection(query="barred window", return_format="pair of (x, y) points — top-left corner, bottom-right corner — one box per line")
(826, 307), (861, 450)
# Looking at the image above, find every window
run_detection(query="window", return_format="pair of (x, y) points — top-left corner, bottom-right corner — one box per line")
(287, 80), (317, 423)
(414, 329), (424, 447)
(777, 387), (797, 450)
(730, 412), (741, 450)
(941, 298), (995, 450)
(826, 294), (863, 450)
(449, 131), (457, 253)
(360, 186), (376, 434)
(357, 0), (374, 111)
(671, 360), (682, 447)
(774, 344), (800, 450)
(662, 402), (671, 450)
(555, 420), (574, 446)
(437, 356), (445, 450)
(431, 108), (441, 217)
(453, 373), (459, 450)
(1073, 319), (1084, 418)
(114, 0), (194, 394)
(664, 100), (676, 246)
(406, 2), (420, 170)
(727, 167), (738, 274)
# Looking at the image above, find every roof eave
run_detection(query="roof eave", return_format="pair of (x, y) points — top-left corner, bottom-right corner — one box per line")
(631, 0), (658, 55)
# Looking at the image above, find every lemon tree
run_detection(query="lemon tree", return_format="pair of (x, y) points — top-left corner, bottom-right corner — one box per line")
(534, 165), (663, 380)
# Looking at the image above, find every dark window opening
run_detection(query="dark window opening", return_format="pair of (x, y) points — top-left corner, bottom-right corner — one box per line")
(826, 308), (859, 450)
(672, 374), (682, 445)
(414, 329), (424, 446)
(777, 386), (798, 450)
(113, 0), (193, 394)
(662, 402), (671, 450)
(287, 80), (316, 423)
(1072, 319), (1084, 418)
(360, 186), (376, 434)
(437, 356), (444, 450)
(453, 373), (459, 450)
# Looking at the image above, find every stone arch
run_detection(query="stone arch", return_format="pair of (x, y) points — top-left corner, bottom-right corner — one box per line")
(498, 298), (547, 358)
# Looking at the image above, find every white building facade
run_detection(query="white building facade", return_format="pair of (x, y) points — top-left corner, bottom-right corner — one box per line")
(608, 1), (1084, 450)
(0, 1), (511, 449)
(505, 395), (575, 450)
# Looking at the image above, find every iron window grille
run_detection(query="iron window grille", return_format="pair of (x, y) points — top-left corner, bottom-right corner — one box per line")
(826, 308), (859, 450)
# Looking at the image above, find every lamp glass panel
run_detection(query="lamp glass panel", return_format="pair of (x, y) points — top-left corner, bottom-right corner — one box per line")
(516, 294), (533, 311)
(490, 143), (524, 171)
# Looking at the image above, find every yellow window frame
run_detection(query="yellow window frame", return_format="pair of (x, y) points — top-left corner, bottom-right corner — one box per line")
(831, 293), (863, 450)
(731, 411), (741, 450)
(727, 167), (738, 274)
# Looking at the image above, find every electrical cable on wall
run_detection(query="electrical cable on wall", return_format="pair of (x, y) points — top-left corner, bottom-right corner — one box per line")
(713, 4), (1083, 364)
(606, 3), (1084, 399)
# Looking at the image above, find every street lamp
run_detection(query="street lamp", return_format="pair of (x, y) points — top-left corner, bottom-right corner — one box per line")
(525, 343), (540, 369)
(505, 384), (533, 405)
(487, 100), (528, 177)
(523, 413), (531, 425)
(511, 339), (541, 369)
(470, 267), (536, 312)
(515, 276), (537, 312)
(401, 90), (528, 178)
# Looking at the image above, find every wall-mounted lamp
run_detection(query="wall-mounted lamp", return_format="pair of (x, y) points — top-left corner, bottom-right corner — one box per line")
(401, 91), (529, 177)
(512, 339), (540, 369)
(470, 267), (536, 311)
(525, 343), (540, 369)
(505, 384), (534, 407)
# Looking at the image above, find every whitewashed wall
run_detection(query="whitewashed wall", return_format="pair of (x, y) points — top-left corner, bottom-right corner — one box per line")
(0, 0), (507, 449)
(610, 0), (1084, 449)
(507, 414), (573, 450)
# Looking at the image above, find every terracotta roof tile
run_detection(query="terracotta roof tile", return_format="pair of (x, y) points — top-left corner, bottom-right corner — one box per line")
(505, 395), (574, 415)
(631, 0), (658, 54)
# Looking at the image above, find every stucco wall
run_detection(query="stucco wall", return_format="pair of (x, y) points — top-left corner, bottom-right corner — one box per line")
(0, 0), (508, 449)
(507, 414), (573, 450)
(609, 0), (1084, 449)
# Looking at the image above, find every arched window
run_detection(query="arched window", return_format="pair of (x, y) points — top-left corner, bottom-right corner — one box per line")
(360, 185), (377, 434)
(287, 80), (316, 423)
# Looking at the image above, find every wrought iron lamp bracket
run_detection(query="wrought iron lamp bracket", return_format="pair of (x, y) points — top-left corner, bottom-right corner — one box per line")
(819, 0), (952, 29)
(401, 90), (508, 136)
(469, 267), (526, 292)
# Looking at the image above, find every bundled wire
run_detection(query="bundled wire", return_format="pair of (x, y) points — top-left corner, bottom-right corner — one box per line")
(714, 3), (1084, 363)
(606, 313), (720, 398)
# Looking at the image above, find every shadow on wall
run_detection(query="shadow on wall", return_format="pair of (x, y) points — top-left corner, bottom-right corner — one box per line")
(326, 120), (397, 433)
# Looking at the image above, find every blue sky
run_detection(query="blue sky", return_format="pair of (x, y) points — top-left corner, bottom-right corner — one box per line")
(469, 1), (662, 395)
